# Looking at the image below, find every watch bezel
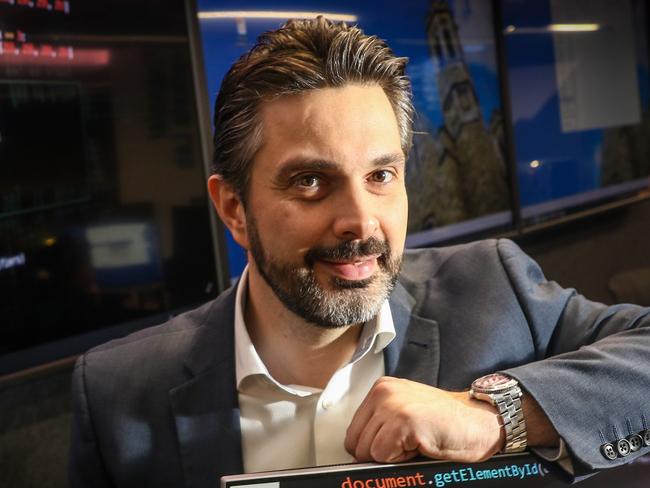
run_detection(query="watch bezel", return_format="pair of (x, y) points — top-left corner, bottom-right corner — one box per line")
(470, 373), (519, 395)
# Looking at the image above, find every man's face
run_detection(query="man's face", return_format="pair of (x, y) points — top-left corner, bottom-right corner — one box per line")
(243, 84), (408, 327)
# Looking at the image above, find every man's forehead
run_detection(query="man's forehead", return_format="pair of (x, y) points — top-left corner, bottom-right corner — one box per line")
(256, 84), (402, 164)
(259, 84), (393, 128)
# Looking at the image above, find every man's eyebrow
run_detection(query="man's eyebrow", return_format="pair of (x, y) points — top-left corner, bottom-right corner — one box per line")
(274, 152), (406, 181)
(274, 158), (341, 181)
(371, 152), (406, 168)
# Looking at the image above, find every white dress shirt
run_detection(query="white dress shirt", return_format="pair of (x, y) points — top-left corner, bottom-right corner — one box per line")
(233, 266), (573, 474)
(234, 266), (396, 473)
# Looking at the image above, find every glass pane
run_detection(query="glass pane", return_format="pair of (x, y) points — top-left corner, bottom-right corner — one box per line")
(0, 0), (218, 372)
(501, 0), (650, 223)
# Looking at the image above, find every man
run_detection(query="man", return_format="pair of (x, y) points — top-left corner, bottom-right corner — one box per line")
(70, 17), (650, 488)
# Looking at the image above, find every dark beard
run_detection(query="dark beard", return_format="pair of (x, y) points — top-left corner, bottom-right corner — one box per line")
(247, 218), (402, 328)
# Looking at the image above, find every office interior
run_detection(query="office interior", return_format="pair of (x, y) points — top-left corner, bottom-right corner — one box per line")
(1, 0), (649, 486)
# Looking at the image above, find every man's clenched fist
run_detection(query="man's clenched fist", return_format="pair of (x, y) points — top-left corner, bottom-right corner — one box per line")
(344, 376), (505, 463)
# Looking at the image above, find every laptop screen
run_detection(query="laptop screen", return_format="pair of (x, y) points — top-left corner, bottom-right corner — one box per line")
(221, 453), (567, 488)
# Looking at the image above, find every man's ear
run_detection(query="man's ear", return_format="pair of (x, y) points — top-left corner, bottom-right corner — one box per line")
(207, 175), (249, 250)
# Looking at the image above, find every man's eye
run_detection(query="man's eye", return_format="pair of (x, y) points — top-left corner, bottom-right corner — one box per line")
(370, 170), (394, 183)
(295, 175), (320, 189)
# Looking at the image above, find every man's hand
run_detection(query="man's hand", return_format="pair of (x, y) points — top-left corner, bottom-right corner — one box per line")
(344, 376), (505, 463)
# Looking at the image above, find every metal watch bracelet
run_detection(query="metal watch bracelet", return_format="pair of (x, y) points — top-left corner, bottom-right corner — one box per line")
(493, 386), (527, 453)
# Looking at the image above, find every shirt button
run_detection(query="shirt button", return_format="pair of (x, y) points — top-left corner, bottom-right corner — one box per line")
(322, 399), (333, 410)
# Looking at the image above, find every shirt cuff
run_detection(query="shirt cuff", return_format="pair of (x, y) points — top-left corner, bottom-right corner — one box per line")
(532, 437), (575, 475)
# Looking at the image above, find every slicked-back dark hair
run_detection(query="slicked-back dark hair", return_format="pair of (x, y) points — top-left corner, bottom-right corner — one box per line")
(212, 16), (414, 201)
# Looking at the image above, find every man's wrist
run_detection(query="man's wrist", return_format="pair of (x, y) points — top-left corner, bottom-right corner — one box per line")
(469, 373), (527, 453)
(521, 393), (560, 448)
(452, 390), (505, 458)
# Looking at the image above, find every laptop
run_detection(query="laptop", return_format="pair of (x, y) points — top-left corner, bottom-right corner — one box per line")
(221, 452), (568, 487)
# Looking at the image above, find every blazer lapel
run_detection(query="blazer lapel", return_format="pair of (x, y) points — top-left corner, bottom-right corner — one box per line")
(168, 279), (441, 487)
(170, 288), (244, 488)
(385, 282), (441, 387)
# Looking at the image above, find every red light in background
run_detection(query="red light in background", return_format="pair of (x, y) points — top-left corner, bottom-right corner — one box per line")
(53, 0), (68, 13)
(40, 44), (54, 57)
(0, 48), (111, 67)
(21, 42), (36, 55)
(2, 41), (17, 54)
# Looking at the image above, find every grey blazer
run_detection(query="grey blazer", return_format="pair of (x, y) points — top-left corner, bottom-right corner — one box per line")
(69, 239), (650, 487)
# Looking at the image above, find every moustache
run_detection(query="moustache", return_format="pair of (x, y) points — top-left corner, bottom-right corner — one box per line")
(304, 237), (391, 267)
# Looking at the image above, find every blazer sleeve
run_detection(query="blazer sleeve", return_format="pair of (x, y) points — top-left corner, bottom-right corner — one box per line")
(69, 353), (114, 488)
(495, 239), (650, 475)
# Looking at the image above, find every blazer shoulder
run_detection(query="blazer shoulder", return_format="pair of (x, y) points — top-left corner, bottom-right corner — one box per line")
(78, 286), (236, 386)
(400, 238), (508, 283)
(88, 298), (210, 352)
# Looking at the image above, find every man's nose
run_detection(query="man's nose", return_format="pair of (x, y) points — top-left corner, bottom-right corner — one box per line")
(331, 186), (380, 241)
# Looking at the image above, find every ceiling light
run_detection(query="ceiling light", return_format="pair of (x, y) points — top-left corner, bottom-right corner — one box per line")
(198, 11), (357, 22)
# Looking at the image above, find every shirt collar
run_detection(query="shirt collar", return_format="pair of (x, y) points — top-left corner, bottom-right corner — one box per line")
(233, 265), (396, 393)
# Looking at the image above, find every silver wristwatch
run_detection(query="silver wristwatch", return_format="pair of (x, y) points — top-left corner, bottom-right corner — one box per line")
(469, 373), (527, 453)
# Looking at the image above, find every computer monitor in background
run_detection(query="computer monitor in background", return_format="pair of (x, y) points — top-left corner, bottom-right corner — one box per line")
(0, 0), (225, 374)
(501, 0), (650, 226)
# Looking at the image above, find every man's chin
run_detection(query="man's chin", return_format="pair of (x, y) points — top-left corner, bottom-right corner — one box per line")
(271, 271), (392, 329)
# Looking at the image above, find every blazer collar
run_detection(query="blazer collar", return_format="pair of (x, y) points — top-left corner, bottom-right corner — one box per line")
(385, 281), (441, 387)
(182, 285), (239, 377)
(169, 285), (244, 487)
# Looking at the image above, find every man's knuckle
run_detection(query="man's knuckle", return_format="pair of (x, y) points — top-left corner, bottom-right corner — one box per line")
(369, 443), (388, 462)
(395, 408), (411, 424)
(373, 377), (389, 389)
(373, 377), (396, 395)
(404, 428), (423, 449)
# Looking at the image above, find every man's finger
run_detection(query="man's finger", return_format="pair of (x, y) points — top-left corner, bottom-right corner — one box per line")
(368, 422), (417, 463)
(351, 412), (384, 461)
(344, 383), (381, 454)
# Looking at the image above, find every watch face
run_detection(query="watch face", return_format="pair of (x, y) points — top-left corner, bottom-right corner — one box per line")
(473, 373), (517, 392)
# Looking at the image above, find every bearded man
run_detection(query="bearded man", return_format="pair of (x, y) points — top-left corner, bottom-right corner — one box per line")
(69, 17), (650, 488)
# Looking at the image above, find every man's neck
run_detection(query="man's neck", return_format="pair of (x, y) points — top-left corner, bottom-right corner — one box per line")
(244, 266), (363, 390)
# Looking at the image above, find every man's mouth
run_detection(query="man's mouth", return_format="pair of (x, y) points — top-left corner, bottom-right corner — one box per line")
(317, 255), (379, 281)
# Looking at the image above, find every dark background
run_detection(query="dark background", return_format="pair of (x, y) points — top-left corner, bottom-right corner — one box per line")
(2, 0), (650, 486)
